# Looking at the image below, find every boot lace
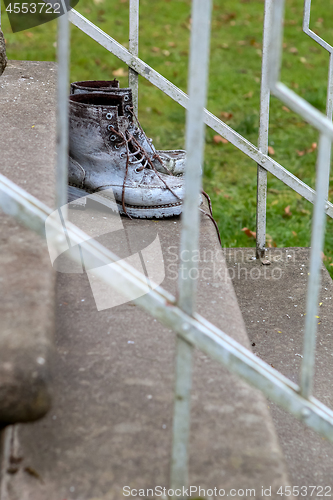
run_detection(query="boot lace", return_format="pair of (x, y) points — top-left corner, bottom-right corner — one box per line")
(107, 123), (181, 218)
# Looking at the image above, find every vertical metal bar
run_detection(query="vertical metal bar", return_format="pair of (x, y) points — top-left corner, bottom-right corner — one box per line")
(56, 2), (70, 212)
(129, 0), (139, 116)
(300, 133), (331, 398)
(170, 0), (212, 495)
(256, 0), (273, 259)
(325, 54), (333, 198)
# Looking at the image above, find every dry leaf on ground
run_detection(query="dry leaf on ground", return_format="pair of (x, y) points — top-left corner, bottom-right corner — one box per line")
(112, 68), (128, 77)
(242, 227), (256, 239)
(213, 135), (228, 144)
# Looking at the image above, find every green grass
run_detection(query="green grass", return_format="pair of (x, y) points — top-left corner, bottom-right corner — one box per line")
(2, 0), (333, 276)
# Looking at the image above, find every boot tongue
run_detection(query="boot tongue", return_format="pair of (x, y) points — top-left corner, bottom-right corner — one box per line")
(118, 116), (129, 133)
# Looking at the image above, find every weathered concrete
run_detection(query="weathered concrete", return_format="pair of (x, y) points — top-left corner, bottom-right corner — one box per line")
(0, 204), (291, 499)
(0, 30), (7, 76)
(226, 247), (333, 488)
(0, 61), (56, 423)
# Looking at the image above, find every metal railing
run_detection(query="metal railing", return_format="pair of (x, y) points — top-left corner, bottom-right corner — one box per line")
(0, 0), (332, 496)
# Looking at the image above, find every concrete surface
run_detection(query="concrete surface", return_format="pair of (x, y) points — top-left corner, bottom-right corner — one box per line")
(0, 61), (56, 422)
(0, 204), (291, 499)
(226, 247), (333, 489)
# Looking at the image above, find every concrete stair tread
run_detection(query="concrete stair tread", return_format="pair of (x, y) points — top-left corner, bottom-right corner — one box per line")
(1, 201), (291, 498)
(227, 247), (333, 487)
(0, 60), (56, 423)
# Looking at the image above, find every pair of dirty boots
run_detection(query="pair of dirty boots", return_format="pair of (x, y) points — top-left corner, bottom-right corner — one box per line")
(68, 80), (186, 218)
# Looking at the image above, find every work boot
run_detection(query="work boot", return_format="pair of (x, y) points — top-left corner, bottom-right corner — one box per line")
(68, 93), (185, 218)
(70, 80), (186, 176)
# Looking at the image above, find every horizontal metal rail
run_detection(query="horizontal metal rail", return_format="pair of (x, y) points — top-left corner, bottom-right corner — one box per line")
(68, 9), (333, 219)
(1, 172), (333, 441)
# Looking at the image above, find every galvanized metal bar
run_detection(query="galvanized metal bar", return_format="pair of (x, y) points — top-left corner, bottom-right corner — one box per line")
(129, 0), (139, 115)
(300, 134), (331, 398)
(56, 1), (70, 212)
(303, 0), (333, 198)
(171, 0), (212, 493)
(268, 0), (333, 139)
(68, 9), (333, 219)
(2, 172), (333, 441)
(170, 335), (193, 494)
(256, 0), (272, 259)
(303, 0), (333, 53)
(327, 54), (333, 121)
(268, 0), (332, 398)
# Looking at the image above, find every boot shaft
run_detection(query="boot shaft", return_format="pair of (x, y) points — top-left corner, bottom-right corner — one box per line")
(69, 93), (130, 170)
(71, 80), (133, 121)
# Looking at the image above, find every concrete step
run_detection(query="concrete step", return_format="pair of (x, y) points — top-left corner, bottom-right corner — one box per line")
(226, 247), (333, 488)
(1, 197), (291, 498)
(0, 60), (56, 423)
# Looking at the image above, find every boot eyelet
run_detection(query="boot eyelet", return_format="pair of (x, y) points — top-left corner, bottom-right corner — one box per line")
(120, 152), (126, 158)
(124, 95), (129, 102)
(125, 105), (131, 111)
(134, 167), (141, 173)
(107, 125), (115, 132)
(106, 113), (113, 120)
(114, 145), (119, 150)
(109, 134), (117, 141)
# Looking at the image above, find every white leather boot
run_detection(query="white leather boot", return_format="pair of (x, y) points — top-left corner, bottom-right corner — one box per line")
(68, 93), (185, 218)
(70, 80), (186, 176)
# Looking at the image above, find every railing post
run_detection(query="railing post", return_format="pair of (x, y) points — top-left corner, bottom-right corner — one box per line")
(256, 0), (272, 259)
(300, 133), (331, 398)
(170, 0), (212, 496)
(129, 0), (139, 116)
(303, 0), (333, 198)
(56, 1), (70, 212)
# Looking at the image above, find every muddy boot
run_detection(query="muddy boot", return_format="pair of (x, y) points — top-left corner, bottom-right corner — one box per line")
(70, 80), (186, 176)
(0, 29), (7, 76)
(68, 92), (185, 218)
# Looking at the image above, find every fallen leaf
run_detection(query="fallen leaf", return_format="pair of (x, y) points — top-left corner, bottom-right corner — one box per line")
(271, 199), (278, 206)
(24, 32), (34, 38)
(112, 68), (128, 77)
(292, 231), (298, 237)
(242, 227), (256, 239)
(151, 46), (160, 53)
(220, 111), (233, 121)
(168, 42), (176, 47)
(266, 234), (277, 247)
(282, 106), (290, 112)
(284, 205), (292, 217)
(307, 142), (317, 153)
(296, 150), (305, 156)
(329, 263), (333, 267)
(243, 91), (253, 99)
(213, 135), (228, 144)
(300, 57), (307, 64)
(268, 145), (275, 155)
(289, 47), (298, 54)
(162, 50), (170, 57)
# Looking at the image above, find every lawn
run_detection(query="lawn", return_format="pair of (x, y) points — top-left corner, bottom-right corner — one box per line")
(2, 0), (333, 276)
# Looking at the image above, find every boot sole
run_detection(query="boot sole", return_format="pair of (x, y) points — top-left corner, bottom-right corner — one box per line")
(68, 185), (182, 219)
